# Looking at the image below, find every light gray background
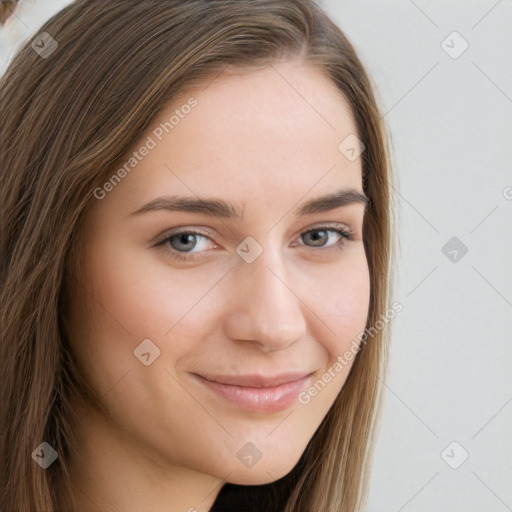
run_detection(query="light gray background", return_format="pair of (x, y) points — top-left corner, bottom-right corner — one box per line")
(1, 1), (511, 511)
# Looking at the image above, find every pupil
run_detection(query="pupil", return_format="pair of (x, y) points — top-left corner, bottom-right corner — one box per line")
(171, 233), (196, 252)
(307, 230), (327, 246)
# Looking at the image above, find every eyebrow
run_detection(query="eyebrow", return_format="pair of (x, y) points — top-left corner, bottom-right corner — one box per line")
(131, 188), (369, 220)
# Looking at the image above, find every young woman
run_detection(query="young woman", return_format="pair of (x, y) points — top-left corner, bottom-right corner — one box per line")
(0, 1), (395, 510)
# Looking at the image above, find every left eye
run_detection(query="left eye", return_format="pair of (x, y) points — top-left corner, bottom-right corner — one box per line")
(300, 228), (348, 248)
(154, 226), (353, 260)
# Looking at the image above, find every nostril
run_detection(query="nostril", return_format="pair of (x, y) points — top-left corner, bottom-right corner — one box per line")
(0, 0), (18, 25)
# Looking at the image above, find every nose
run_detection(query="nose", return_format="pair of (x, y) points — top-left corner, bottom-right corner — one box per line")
(222, 246), (308, 352)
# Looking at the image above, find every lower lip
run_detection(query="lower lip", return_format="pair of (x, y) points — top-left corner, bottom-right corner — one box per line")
(192, 374), (312, 413)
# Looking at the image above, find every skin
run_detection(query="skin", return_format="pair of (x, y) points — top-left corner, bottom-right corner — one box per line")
(65, 59), (371, 512)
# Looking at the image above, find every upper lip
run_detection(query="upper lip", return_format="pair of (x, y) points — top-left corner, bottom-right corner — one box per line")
(195, 372), (313, 388)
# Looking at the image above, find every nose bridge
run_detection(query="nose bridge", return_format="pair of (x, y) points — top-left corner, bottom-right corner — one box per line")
(225, 240), (307, 350)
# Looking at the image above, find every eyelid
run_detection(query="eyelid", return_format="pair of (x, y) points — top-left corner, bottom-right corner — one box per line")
(152, 226), (216, 248)
(297, 221), (353, 238)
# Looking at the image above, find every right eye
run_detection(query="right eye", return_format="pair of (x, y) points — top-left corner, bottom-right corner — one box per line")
(153, 227), (219, 262)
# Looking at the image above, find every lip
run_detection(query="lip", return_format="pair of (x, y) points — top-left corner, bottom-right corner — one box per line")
(191, 372), (313, 413)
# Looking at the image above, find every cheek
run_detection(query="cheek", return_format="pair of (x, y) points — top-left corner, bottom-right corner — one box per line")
(310, 255), (371, 353)
(332, 272), (371, 338)
(295, 262), (370, 410)
(79, 233), (222, 333)
(68, 240), (230, 376)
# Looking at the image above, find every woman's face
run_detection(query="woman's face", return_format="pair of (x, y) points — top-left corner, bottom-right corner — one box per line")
(67, 60), (370, 493)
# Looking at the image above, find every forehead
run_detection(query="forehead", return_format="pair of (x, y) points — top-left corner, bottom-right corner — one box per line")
(100, 60), (363, 213)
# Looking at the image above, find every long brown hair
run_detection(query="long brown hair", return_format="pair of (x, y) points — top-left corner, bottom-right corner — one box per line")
(0, 1), (395, 510)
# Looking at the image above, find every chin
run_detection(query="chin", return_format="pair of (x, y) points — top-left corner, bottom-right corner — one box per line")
(224, 456), (301, 486)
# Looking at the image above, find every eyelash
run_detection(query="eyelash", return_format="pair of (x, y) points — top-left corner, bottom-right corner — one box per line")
(153, 224), (354, 262)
